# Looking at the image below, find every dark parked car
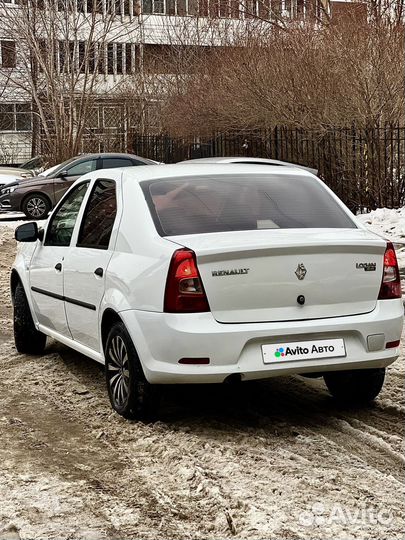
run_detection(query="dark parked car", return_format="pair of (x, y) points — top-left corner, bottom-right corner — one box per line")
(0, 152), (158, 219)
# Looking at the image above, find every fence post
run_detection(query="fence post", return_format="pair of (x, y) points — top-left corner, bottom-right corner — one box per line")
(274, 126), (279, 160)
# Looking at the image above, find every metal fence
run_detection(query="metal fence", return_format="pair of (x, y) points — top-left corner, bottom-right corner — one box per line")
(132, 126), (405, 211)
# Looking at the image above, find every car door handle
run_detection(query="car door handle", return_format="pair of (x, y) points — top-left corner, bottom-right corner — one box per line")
(94, 267), (103, 277)
(55, 263), (62, 272)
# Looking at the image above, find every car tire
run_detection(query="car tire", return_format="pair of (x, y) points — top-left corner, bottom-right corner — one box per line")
(22, 193), (51, 220)
(105, 321), (157, 420)
(13, 282), (47, 354)
(324, 368), (386, 404)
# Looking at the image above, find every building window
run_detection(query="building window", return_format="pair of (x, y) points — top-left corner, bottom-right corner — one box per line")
(55, 0), (130, 14)
(16, 104), (32, 131)
(98, 43), (106, 74)
(154, 0), (164, 12)
(188, 0), (198, 13)
(125, 43), (134, 73)
(79, 40), (86, 72)
(87, 107), (100, 128)
(87, 0), (104, 12)
(257, 0), (269, 17)
(141, 0), (244, 16)
(0, 105), (13, 131)
(0, 41), (16, 68)
(0, 104), (32, 132)
(88, 42), (97, 72)
(143, 0), (152, 11)
(86, 105), (122, 130)
(42, 39), (134, 76)
(105, 0), (131, 14)
(103, 42), (135, 75)
(116, 43), (123, 74)
(103, 106), (120, 128)
(107, 43), (114, 74)
(143, 0), (167, 13)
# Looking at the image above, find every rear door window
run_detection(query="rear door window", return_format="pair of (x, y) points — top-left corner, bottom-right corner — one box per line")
(77, 179), (117, 249)
(142, 174), (356, 236)
(101, 157), (134, 169)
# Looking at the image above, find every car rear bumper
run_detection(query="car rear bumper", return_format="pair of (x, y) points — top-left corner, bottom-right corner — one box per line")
(120, 299), (403, 384)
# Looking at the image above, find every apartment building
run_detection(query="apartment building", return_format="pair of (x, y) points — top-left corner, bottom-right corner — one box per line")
(1, 0), (333, 163)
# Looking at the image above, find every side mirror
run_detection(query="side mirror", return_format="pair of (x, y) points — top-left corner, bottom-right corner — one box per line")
(59, 169), (69, 178)
(15, 222), (40, 242)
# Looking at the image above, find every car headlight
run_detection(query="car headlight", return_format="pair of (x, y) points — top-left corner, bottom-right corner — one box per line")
(1, 186), (17, 195)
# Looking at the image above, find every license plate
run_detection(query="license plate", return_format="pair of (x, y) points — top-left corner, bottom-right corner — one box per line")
(262, 338), (346, 363)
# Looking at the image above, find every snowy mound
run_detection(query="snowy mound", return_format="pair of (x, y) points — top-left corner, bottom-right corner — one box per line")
(357, 208), (405, 271)
(357, 208), (405, 243)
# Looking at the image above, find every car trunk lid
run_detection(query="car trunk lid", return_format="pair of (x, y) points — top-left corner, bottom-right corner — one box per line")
(167, 228), (386, 323)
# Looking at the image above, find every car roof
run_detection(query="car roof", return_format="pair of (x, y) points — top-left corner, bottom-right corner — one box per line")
(180, 157), (285, 164)
(40, 152), (157, 178)
(114, 163), (313, 184)
(179, 157), (318, 175)
(72, 152), (151, 160)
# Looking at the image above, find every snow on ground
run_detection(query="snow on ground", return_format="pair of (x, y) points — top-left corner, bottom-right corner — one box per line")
(0, 213), (30, 230)
(357, 208), (405, 270)
(0, 216), (44, 251)
(0, 226), (403, 539)
(0, 214), (404, 539)
(357, 208), (405, 243)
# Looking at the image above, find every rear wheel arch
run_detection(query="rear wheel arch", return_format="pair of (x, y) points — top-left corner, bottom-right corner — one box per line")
(101, 308), (123, 352)
(101, 309), (150, 378)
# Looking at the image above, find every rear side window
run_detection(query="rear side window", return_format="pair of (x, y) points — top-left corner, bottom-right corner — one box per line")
(77, 180), (117, 249)
(101, 158), (134, 169)
(142, 174), (356, 236)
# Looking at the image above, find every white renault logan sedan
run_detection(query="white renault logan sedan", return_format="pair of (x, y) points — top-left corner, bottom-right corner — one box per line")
(11, 164), (403, 419)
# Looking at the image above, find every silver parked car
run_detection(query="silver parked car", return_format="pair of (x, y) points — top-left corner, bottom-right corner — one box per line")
(179, 156), (318, 175)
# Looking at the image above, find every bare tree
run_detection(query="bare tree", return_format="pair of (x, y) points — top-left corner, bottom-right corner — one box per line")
(367, 0), (405, 25)
(0, 0), (138, 163)
(157, 6), (404, 136)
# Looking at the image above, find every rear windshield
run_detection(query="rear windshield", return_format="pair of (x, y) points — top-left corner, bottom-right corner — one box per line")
(142, 174), (356, 236)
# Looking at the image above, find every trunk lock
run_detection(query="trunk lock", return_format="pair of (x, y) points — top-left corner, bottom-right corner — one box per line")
(297, 295), (305, 305)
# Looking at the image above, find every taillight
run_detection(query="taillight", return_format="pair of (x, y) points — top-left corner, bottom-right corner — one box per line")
(164, 249), (210, 313)
(378, 242), (401, 300)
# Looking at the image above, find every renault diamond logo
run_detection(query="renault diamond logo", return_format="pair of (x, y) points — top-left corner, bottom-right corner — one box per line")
(295, 263), (307, 280)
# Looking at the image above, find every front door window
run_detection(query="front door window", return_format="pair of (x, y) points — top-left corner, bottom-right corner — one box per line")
(45, 181), (90, 246)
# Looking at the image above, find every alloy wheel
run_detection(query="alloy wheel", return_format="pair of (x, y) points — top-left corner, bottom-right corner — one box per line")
(107, 335), (130, 407)
(26, 197), (47, 218)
